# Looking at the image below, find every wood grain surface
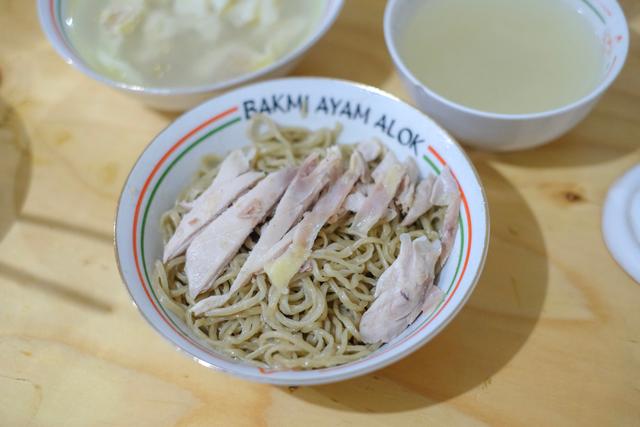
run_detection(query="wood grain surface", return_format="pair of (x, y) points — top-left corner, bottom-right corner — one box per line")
(1, 1), (639, 426)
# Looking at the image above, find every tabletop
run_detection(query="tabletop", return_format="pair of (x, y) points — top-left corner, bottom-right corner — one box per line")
(1, 1), (639, 426)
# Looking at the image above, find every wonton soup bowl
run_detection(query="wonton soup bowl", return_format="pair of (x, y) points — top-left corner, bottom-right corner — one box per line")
(37, 0), (344, 111)
(114, 78), (489, 385)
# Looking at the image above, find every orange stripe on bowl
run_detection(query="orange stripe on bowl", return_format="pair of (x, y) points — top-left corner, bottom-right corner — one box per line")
(131, 107), (238, 349)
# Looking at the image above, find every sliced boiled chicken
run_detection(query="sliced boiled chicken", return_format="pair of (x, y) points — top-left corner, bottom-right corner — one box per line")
(185, 167), (296, 300)
(343, 188), (396, 223)
(343, 186), (366, 213)
(400, 174), (436, 227)
(357, 139), (382, 162)
(191, 148), (342, 314)
(327, 140), (385, 224)
(163, 172), (263, 262)
(230, 148), (342, 284)
(396, 157), (419, 214)
(359, 234), (442, 344)
(265, 151), (367, 291)
(422, 285), (445, 315)
(350, 151), (405, 235)
(370, 150), (398, 183)
(163, 149), (256, 262)
(431, 167), (461, 271)
(430, 166), (458, 205)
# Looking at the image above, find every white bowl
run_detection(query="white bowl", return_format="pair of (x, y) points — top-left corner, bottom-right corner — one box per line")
(37, 0), (344, 111)
(384, 0), (629, 151)
(114, 77), (489, 385)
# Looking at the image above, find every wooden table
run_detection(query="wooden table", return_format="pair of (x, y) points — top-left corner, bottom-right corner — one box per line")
(1, 1), (639, 425)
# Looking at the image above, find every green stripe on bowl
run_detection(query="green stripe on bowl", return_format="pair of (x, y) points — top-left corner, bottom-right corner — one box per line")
(580, 0), (606, 24)
(421, 154), (465, 321)
(138, 116), (242, 333)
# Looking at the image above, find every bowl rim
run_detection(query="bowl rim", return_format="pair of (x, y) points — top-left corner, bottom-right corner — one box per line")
(37, 0), (344, 95)
(383, 0), (630, 121)
(113, 76), (490, 385)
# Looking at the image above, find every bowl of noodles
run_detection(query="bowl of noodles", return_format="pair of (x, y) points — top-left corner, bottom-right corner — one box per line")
(115, 77), (489, 385)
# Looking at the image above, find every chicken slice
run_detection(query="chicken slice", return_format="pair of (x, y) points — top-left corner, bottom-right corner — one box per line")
(431, 167), (461, 271)
(163, 171), (263, 262)
(163, 149), (255, 262)
(209, 148), (256, 186)
(234, 148), (342, 281)
(327, 140), (382, 224)
(191, 148), (342, 313)
(422, 285), (445, 315)
(185, 167), (295, 300)
(343, 188), (396, 223)
(265, 151), (367, 291)
(371, 150), (398, 183)
(357, 139), (382, 162)
(400, 174), (436, 227)
(350, 151), (405, 235)
(359, 234), (442, 344)
(396, 157), (419, 214)
(343, 188), (366, 213)
(328, 183), (369, 225)
(371, 233), (412, 299)
(430, 166), (458, 206)
(383, 206), (398, 222)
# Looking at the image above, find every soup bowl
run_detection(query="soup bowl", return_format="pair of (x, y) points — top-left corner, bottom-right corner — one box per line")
(384, 0), (629, 151)
(37, 0), (344, 111)
(114, 77), (489, 385)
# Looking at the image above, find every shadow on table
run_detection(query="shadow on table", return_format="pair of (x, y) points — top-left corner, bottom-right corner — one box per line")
(0, 261), (113, 313)
(286, 161), (549, 413)
(473, 84), (640, 169)
(17, 213), (112, 244)
(0, 97), (32, 243)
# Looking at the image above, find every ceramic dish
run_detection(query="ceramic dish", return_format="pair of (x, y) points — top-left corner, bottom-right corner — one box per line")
(37, 0), (344, 111)
(114, 77), (489, 385)
(602, 164), (640, 284)
(384, 0), (629, 151)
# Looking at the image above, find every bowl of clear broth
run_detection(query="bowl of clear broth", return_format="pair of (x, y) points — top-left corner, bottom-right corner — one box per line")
(38, 0), (343, 111)
(384, 0), (629, 151)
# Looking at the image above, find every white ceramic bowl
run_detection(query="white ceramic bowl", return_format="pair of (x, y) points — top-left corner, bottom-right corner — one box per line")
(37, 0), (344, 111)
(114, 77), (489, 385)
(384, 0), (629, 151)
